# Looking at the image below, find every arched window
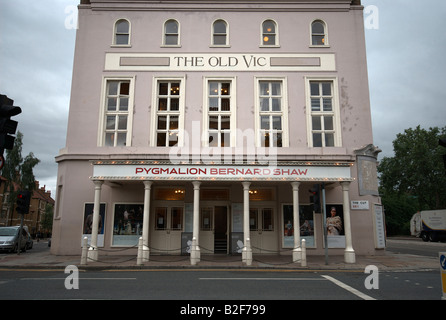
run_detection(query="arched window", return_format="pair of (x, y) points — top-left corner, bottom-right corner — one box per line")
(212, 20), (228, 46)
(262, 20), (277, 46)
(311, 20), (328, 46)
(114, 19), (130, 45)
(164, 19), (179, 46)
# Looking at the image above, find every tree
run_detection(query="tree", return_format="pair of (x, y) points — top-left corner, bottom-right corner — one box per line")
(0, 131), (40, 222)
(378, 126), (446, 211)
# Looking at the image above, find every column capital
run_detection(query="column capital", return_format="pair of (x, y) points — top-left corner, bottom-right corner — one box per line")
(340, 181), (351, 191)
(143, 180), (153, 188)
(92, 180), (104, 187)
(291, 181), (301, 190)
(242, 181), (251, 189)
(192, 181), (201, 189)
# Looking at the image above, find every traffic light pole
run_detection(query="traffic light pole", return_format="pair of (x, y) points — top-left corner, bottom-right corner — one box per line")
(321, 182), (328, 265)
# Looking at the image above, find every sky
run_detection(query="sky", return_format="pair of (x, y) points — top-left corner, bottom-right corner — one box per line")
(0, 0), (445, 197)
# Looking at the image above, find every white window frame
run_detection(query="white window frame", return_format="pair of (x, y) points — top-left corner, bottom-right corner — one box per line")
(260, 19), (279, 47)
(305, 76), (342, 148)
(203, 77), (237, 147)
(310, 19), (329, 47)
(112, 18), (131, 47)
(162, 19), (181, 47)
(150, 76), (186, 147)
(254, 77), (289, 147)
(211, 19), (230, 47)
(98, 76), (135, 147)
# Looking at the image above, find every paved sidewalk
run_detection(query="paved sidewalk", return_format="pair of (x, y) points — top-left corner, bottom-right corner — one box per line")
(0, 241), (440, 271)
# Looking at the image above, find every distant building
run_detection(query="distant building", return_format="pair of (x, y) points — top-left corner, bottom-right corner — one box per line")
(0, 179), (54, 236)
(53, 0), (383, 264)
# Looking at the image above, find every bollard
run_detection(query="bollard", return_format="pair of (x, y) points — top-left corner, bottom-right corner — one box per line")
(137, 237), (143, 266)
(80, 237), (88, 265)
(301, 239), (307, 267)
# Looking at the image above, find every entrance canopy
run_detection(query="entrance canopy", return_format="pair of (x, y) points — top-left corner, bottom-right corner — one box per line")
(91, 161), (353, 182)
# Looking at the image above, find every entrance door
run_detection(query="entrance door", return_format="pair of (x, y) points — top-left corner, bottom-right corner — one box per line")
(214, 206), (228, 254)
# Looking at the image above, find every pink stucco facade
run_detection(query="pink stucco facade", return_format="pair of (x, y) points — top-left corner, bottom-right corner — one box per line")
(53, 0), (383, 262)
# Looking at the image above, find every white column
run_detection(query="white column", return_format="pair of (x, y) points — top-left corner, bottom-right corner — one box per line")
(88, 180), (103, 262)
(291, 182), (301, 263)
(191, 181), (201, 265)
(242, 181), (252, 265)
(341, 181), (355, 263)
(142, 180), (153, 262)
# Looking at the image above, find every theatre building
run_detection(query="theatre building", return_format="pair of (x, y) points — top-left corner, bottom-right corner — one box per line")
(52, 0), (384, 264)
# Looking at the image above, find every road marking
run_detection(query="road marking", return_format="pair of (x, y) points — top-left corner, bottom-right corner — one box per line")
(322, 275), (376, 300)
(200, 277), (325, 281)
(20, 278), (136, 280)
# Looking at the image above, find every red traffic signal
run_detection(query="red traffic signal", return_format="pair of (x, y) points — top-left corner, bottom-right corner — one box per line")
(16, 191), (31, 214)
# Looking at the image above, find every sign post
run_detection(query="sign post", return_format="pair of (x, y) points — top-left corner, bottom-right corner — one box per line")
(440, 252), (446, 300)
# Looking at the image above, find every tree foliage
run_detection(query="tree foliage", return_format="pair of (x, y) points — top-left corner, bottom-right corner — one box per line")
(378, 126), (446, 234)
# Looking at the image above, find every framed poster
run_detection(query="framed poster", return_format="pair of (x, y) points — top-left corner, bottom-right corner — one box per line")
(83, 203), (106, 247)
(325, 204), (345, 248)
(282, 204), (315, 248)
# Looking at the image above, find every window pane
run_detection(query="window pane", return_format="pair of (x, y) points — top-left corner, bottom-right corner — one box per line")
(263, 35), (275, 45)
(325, 133), (335, 147)
(310, 82), (319, 96)
(271, 98), (281, 111)
(262, 209), (273, 231)
(312, 116), (321, 130)
(324, 116), (334, 130)
(119, 97), (128, 111)
(271, 82), (281, 96)
(157, 116), (167, 130)
(209, 116), (219, 129)
(313, 133), (322, 147)
(120, 82), (130, 95)
(158, 98), (167, 111)
(118, 116), (127, 130)
(209, 132), (218, 147)
(171, 83), (180, 95)
(106, 116), (115, 130)
(165, 21), (178, 34)
(159, 83), (168, 95)
(312, 21), (325, 34)
(209, 82), (218, 95)
(263, 20), (275, 34)
(260, 82), (269, 95)
(169, 116), (179, 130)
(260, 98), (269, 111)
(221, 132), (230, 147)
(214, 21), (226, 33)
(105, 133), (114, 146)
(322, 83), (331, 96)
(221, 98), (230, 111)
(155, 208), (167, 230)
(169, 132), (178, 146)
(107, 98), (117, 111)
(221, 116), (230, 130)
(323, 98), (332, 111)
(221, 83), (230, 95)
(116, 20), (129, 33)
(312, 35), (325, 45)
(165, 35), (178, 45)
(274, 132), (283, 147)
(260, 116), (270, 130)
(201, 208), (212, 230)
(116, 35), (129, 45)
(311, 98), (320, 112)
(213, 35), (226, 45)
(249, 209), (258, 231)
(116, 133), (126, 146)
(272, 116), (282, 130)
(170, 98), (179, 111)
(209, 98), (219, 111)
(171, 207), (183, 230)
(108, 81), (119, 95)
(157, 132), (166, 147)
(262, 132), (270, 147)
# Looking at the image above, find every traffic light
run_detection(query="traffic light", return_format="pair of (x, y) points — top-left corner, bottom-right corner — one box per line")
(0, 94), (21, 157)
(309, 184), (321, 213)
(16, 191), (31, 214)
